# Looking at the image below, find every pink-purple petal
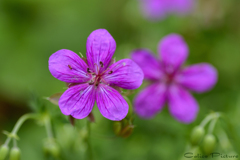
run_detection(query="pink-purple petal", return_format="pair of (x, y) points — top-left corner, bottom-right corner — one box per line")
(134, 83), (167, 118)
(96, 84), (128, 121)
(58, 83), (96, 119)
(168, 85), (199, 123)
(131, 49), (163, 80)
(170, 0), (194, 14)
(102, 59), (144, 90)
(86, 29), (116, 73)
(49, 49), (91, 83)
(176, 63), (217, 93)
(158, 34), (189, 73)
(140, 0), (168, 20)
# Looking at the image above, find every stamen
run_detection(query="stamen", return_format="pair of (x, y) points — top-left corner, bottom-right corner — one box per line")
(87, 72), (96, 76)
(87, 68), (91, 73)
(93, 76), (99, 86)
(94, 63), (99, 73)
(101, 78), (108, 84)
(100, 67), (110, 75)
(100, 64), (120, 76)
(68, 65), (72, 70)
(100, 61), (104, 67)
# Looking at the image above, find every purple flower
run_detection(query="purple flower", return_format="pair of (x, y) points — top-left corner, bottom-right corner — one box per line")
(48, 29), (144, 121)
(131, 34), (217, 123)
(140, 0), (194, 20)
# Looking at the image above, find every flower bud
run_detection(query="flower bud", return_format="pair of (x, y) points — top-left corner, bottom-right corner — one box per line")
(120, 125), (134, 138)
(9, 147), (21, 160)
(80, 128), (89, 143)
(202, 134), (216, 155)
(113, 121), (122, 136)
(0, 145), (9, 160)
(190, 126), (205, 146)
(113, 118), (134, 138)
(43, 139), (60, 158)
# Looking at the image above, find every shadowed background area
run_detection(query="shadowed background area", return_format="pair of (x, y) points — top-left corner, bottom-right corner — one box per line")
(1, 0), (240, 159)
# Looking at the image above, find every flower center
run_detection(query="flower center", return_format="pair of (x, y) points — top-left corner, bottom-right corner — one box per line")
(87, 61), (113, 86)
(162, 73), (175, 85)
(89, 74), (102, 86)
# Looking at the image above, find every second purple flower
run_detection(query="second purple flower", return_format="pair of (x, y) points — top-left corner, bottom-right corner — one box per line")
(140, 0), (194, 20)
(131, 34), (217, 123)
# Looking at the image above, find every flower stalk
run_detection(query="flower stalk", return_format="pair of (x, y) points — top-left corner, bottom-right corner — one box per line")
(86, 120), (93, 160)
(44, 115), (53, 139)
(3, 113), (39, 146)
(200, 112), (221, 129)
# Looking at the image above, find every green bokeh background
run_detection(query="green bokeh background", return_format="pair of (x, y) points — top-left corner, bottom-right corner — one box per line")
(0, 0), (240, 159)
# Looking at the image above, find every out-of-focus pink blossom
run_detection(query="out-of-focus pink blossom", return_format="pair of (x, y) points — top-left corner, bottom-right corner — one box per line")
(131, 34), (217, 123)
(140, 0), (194, 20)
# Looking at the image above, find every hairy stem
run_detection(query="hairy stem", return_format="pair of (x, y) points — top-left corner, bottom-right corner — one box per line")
(200, 112), (220, 128)
(4, 113), (39, 146)
(86, 120), (93, 160)
(44, 116), (53, 139)
(208, 118), (218, 134)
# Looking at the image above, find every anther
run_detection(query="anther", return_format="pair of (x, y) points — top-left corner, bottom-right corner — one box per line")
(100, 61), (104, 67)
(89, 82), (94, 85)
(87, 68), (91, 73)
(108, 71), (113, 74)
(68, 65), (72, 70)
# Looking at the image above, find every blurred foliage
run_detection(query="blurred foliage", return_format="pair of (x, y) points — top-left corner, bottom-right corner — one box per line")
(1, 0), (240, 159)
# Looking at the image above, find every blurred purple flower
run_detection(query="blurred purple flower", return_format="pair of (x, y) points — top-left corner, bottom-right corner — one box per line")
(131, 34), (217, 123)
(140, 0), (194, 20)
(49, 29), (144, 121)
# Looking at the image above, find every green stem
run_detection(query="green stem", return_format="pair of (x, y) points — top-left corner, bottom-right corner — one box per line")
(13, 139), (17, 148)
(200, 112), (220, 128)
(208, 118), (218, 134)
(200, 115), (212, 128)
(3, 113), (39, 146)
(86, 120), (93, 160)
(44, 116), (53, 139)
(217, 128), (232, 151)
